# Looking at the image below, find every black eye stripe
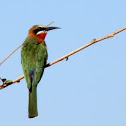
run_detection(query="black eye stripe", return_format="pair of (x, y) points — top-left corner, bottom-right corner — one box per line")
(33, 27), (46, 34)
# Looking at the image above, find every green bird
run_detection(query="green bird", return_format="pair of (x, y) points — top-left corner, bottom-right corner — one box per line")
(21, 24), (59, 118)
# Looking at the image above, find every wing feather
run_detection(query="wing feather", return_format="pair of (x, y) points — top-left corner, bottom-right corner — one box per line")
(21, 37), (47, 89)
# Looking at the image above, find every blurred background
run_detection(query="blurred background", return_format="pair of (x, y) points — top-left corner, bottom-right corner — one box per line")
(0, 0), (126, 126)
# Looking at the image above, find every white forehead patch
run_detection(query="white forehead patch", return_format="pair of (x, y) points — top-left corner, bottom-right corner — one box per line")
(38, 25), (45, 28)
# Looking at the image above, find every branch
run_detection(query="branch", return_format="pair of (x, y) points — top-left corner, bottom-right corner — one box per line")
(0, 26), (126, 90)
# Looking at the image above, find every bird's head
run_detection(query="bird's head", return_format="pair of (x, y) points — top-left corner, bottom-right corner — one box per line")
(28, 24), (60, 40)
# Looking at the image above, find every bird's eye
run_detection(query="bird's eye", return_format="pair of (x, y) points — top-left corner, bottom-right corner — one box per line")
(34, 27), (42, 34)
(37, 27), (42, 31)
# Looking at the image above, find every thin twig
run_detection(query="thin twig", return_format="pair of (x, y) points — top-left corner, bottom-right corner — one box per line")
(0, 44), (22, 66)
(0, 26), (126, 90)
(45, 21), (54, 27)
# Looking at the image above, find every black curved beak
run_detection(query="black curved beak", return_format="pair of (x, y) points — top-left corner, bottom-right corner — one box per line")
(46, 27), (61, 31)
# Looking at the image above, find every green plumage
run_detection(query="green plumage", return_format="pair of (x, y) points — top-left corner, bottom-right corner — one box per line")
(21, 36), (47, 118)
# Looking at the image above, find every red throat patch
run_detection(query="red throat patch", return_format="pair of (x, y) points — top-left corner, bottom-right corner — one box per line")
(37, 33), (47, 40)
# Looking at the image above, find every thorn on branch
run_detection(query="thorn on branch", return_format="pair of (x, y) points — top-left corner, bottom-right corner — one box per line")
(16, 80), (20, 83)
(66, 57), (69, 61)
(92, 39), (96, 43)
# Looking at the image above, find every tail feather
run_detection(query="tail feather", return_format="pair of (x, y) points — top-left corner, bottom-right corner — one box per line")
(28, 86), (38, 118)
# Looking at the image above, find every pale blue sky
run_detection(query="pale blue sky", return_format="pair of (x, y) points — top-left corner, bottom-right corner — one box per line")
(0, 0), (126, 126)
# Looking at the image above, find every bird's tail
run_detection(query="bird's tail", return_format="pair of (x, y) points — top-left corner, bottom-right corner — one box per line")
(28, 86), (38, 118)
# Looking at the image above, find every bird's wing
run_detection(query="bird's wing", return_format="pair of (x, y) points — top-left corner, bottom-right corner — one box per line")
(32, 44), (47, 87)
(21, 39), (47, 90)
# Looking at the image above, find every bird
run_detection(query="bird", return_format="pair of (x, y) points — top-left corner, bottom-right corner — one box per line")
(21, 24), (60, 118)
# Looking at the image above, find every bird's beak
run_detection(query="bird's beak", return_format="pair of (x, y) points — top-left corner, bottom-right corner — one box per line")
(46, 27), (61, 31)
